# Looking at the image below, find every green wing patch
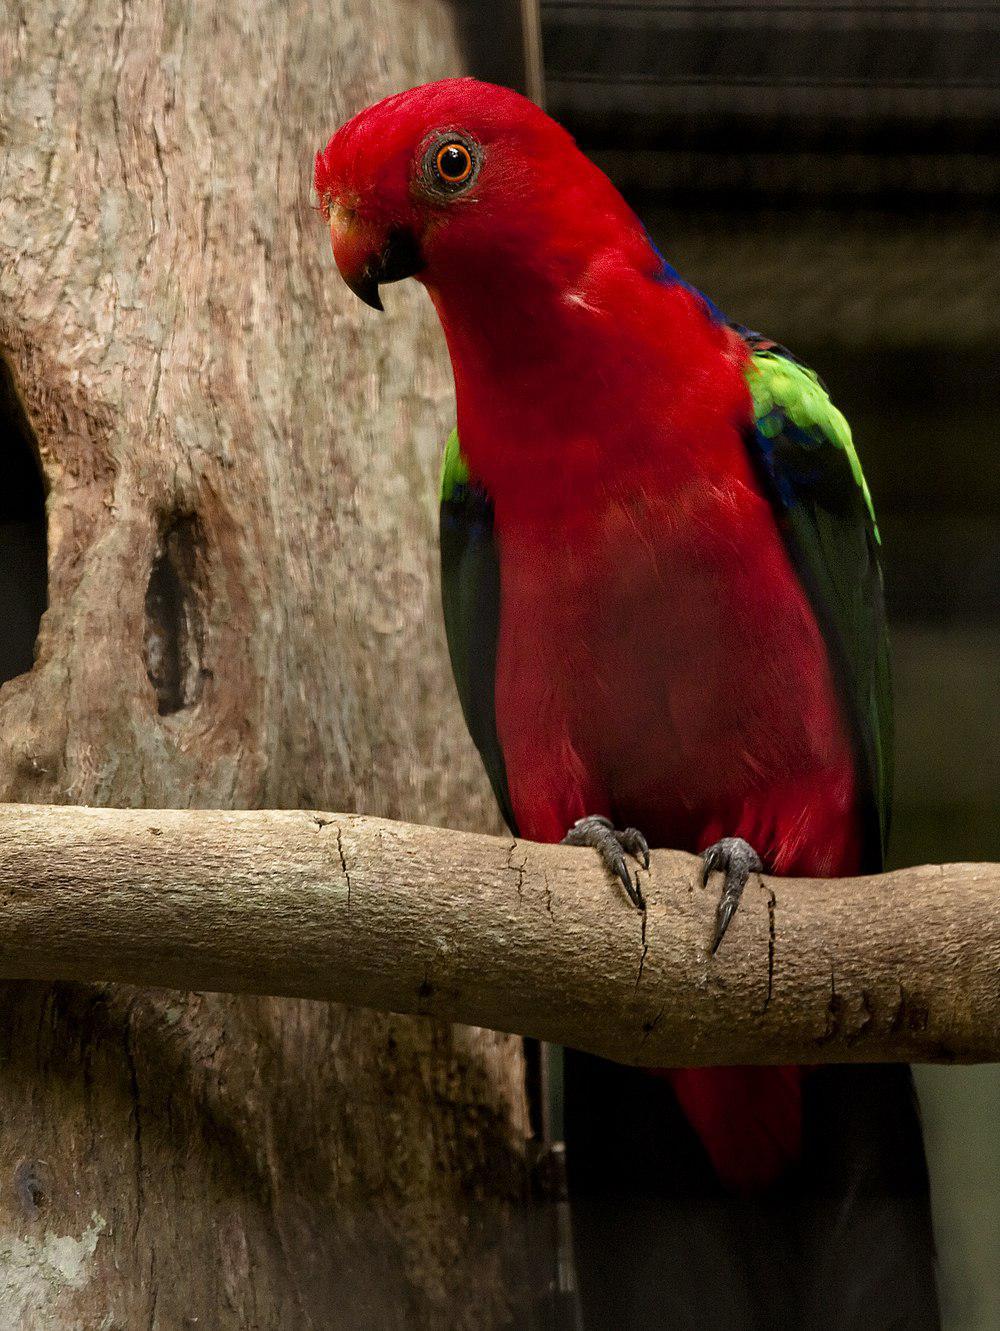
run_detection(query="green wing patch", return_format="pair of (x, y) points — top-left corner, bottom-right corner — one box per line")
(744, 344), (893, 870)
(749, 352), (878, 539)
(439, 426), (469, 503)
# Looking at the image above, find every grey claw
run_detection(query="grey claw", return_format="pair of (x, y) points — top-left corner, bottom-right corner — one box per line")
(711, 899), (739, 955)
(562, 814), (649, 910)
(619, 827), (650, 869)
(701, 842), (724, 887)
(617, 859), (646, 910)
(701, 837), (764, 954)
(608, 840), (646, 910)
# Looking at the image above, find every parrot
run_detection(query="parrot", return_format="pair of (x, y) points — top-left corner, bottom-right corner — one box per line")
(315, 79), (939, 1329)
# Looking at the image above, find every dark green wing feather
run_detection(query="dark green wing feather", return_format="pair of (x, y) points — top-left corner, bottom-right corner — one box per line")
(742, 336), (893, 871)
(439, 429), (517, 834)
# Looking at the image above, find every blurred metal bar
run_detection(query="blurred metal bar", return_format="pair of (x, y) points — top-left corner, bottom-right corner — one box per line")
(521, 0), (547, 105)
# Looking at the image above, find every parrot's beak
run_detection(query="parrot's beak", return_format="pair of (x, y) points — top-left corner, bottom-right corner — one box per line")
(329, 203), (424, 311)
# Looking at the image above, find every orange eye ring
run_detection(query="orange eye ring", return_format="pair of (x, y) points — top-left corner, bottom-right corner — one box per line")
(434, 142), (474, 186)
(422, 133), (480, 196)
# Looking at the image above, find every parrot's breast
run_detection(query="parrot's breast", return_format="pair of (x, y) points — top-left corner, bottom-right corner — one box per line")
(493, 462), (862, 881)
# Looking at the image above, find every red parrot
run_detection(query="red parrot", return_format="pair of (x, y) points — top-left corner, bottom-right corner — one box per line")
(316, 79), (939, 1328)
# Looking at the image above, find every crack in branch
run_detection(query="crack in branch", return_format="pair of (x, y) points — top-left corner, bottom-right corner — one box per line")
(335, 825), (352, 915)
(641, 1006), (664, 1043)
(763, 888), (776, 1013)
(816, 962), (844, 1045)
(635, 905), (648, 992)
(507, 840), (538, 912)
(506, 840), (525, 898)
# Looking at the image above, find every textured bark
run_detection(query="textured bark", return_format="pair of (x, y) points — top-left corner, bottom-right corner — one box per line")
(0, 804), (995, 1067)
(0, 3), (539, 1328)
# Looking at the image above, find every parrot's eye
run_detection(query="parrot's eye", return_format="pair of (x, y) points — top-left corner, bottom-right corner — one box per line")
(422, 134), (480, 197)
(436, 143), (472, 184)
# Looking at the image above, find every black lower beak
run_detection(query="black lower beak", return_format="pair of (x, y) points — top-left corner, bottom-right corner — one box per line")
(347, 227), (425, 311)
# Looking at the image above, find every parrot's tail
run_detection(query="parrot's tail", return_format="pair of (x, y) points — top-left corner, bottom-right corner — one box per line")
(564, 1052), (940, 1331)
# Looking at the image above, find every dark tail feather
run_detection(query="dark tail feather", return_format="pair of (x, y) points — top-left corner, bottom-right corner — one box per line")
(564, 1052), (939, 1331)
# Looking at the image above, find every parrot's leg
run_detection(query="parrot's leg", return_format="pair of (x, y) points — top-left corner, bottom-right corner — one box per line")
(702, 837), (764, 954)
(562, 814), (649, 909)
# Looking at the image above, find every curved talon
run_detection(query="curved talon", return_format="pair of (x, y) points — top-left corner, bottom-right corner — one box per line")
(562, 814), (649, 909)
(619, 827), (650, 870)
(701, 836), (764, 954)
(614, 855), (644, 911)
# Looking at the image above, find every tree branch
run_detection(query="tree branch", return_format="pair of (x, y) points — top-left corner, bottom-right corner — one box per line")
(0, 804), (995, 1065)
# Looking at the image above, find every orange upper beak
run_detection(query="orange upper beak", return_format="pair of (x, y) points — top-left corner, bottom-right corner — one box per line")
(329, 203), (424, 311)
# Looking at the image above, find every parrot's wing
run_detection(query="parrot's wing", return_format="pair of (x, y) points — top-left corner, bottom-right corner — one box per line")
(439, 429), (518, 834)
(741, 335), (893, 871)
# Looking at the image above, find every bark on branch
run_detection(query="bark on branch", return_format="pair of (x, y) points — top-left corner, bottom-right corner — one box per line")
(1, 803), (996, 1066)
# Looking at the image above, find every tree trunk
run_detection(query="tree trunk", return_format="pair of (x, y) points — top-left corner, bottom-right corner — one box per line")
(0, 3), (539, 1326)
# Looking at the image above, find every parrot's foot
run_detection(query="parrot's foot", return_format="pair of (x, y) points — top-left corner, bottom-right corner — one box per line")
(562, 814), (649, 909)
(702, 837), (764, 955)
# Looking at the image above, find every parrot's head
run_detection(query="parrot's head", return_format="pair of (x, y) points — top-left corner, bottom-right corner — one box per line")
(315, 78), (648, 312)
